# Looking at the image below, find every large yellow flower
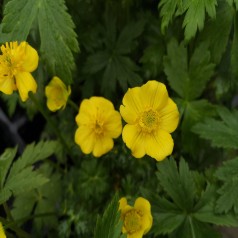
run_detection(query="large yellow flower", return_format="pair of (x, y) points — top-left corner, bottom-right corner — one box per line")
(0, 41), (39, 102)
(120, 80), (179, 161)
(0, 222), (6, 238)
(119, 197), (153, 238)
(45, 76), (71, 112)
(75, 96), (122, 157)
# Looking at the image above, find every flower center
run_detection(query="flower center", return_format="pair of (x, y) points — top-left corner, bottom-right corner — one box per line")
(124, 209), (142, 234)
(94, 120), (104, 135)
(139, 109), (159, 132)
(0, 42), (24, 79)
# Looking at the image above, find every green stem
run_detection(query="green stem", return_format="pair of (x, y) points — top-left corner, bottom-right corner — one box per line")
(188, 216), (196, 238)
(3, 203), (13, 221)
(29, 92), (73, 157)
(68, 99), (79, 112)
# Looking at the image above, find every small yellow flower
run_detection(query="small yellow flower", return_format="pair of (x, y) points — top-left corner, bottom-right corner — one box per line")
(45, 76), (71, 112)
(120, 80), (179, 161)
(119, 197), (153, 238)
(0, 222), (6, 238)
(0, 41), (39, 101)
(75, 96), (122, 157)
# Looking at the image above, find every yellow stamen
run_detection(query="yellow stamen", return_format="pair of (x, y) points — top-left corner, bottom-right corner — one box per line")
(139, 109), (159, 132)
(124, 209), (142, 234)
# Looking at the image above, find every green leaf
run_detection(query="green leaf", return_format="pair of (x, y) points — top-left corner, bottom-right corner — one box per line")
(140, 43), (164, 79)
(0, 0), (38, 41)
(8, 140), (57, 178)
(0, 141), (56, 204)
(158, 0), (184, 33)
(171, 217), (221, 238)
(0, 147), (17, 187)
(115, 20), (145, 54)
(227, 0), (238, 9)
(183, 0), (217, 41)
(101, 55), (142, 95)
(156, 158), (196, 210)
(192, 107), (238, 149)
(0, 167), (49, 204)
(33, 164), (62, 230)
(231, 12), (238, 78)
(164, 39), (214, 100)
(193, 184), (238, 226)
(94, 193), (123, 238)
(152, 197), (185, 235)
(215, 157), (238, 213)
(38, 0), (79, 84)
(198, 1), (233, 63)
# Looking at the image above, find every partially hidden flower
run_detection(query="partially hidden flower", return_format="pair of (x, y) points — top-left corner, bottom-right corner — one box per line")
(45, 76), (71, 112)
(0, 222), (6, 238)
(75, 96), (122, 157)
(119, 197), (153, 238)
(0, 41), (39, 101)
(120, 80), (179, 161)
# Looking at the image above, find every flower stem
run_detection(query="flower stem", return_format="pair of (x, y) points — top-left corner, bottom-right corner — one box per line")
(29, 92), (73, 157)
(68, 99), (79, 112)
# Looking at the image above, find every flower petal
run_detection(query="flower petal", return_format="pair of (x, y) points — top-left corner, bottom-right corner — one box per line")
(104, 111), (122, 138)
(134, 197), (153, 235)
(145, 130), (174, 161)
(119, 197), (128, 211)
(21, 42), (39, 72)
(120, 87), (143, 122)
(159, 98), (179, 133)
(75, 99), (96, 126)
(141, 213), (153, 235)
(140, 80), (168, 110)
(0, 76), (15, 95)
(134, 197), (151, 216)
(15, 72), (37, 102)
(122, 124), (145, 158)
(92, 136), (114, 157)
(75, 126), (95, 154)
(127, 230), (144, 238)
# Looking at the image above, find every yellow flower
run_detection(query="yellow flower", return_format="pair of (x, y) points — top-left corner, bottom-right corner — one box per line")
(120, 80), (179, 161)
(75, 96), (122, 157)
(0, 222), (6, 238)
(45, 76), (71, 112)
(119, 197), (153, 238)
(0, 41), (39, 101)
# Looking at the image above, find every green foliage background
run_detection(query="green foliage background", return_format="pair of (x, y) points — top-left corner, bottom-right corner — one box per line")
(1, 0), (238, 237)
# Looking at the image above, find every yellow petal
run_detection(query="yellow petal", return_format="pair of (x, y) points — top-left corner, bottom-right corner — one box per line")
(159, 98), (180, 133)
(140, 80), (169, 111)
(145, 130), (174, 161)
(75, 99), (96, 126)
(134, 197), (151, 216)
(121, 87), (143, 119)
(120, 104), (138, 124)
(75, 126), (95, 154)
(122, 124), (145, 158)
(119, 197), (128, 211)
(15, 72), (37, 102)
(104, 111), (122, 138)
(127, 230), (144, 238)
(141, 213), (153, 234)
(21, 42), (39, 72)
(134, 197), (153, 235)
(92, 136), (114, 157)
(0, 222), (6, 238)
(0, 76), (15, 95)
